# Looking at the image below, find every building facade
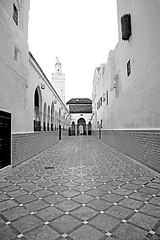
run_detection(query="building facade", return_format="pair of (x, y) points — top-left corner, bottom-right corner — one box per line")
(66, 98), (92, 135)
(92, 0), (160, 173)
(93, 0), (160, 130)
(0, 1), (70, 170)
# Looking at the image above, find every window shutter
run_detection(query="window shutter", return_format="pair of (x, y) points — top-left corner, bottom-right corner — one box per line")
(121, 14), (132, 40)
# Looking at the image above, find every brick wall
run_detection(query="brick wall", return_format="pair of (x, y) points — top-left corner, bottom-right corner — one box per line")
(12, 130), (68, 167)
(92, 130), (160, 173)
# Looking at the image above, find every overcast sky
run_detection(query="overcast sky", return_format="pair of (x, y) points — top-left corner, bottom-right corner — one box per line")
(28, 0), (118, 102)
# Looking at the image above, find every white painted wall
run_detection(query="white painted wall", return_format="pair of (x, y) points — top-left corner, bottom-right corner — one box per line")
(0, 0), (30, 133)
(92, 0), (160, 130)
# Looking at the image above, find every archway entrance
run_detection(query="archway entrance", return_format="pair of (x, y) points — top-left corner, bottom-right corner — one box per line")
(51, 102), (54, 131)
(71, 121), (75, 135)
(43, 103), (47, 131)
(77, 118), (86, 135)
(34, 87), (42, 131)
(88, 121), (92, 135)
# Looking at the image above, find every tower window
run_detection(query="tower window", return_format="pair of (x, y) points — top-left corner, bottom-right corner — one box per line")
(13, 4), (18, 26)
(127, 60), (131, 77)
(14, 47), (19, 62)
(121, 14), (132, 41)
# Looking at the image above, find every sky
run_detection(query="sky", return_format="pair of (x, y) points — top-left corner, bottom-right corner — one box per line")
(28, 0), (118, 102)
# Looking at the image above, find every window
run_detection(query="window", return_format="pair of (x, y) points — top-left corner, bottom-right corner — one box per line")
(14, 47), (19, 62)
(121, 14), (132, 41)
(103, 93), (106, 102)
(106, 90), (109, 105)
(97, 101), (99, 110)
(127, 60), (131, 77)
(13, 4), (18, 26)
(101, 119), (103, 129)
(100, 97), (102, 106)
(102, 66), (105, 75)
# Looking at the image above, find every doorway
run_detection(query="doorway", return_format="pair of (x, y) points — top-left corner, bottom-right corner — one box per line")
(0, 110), (11, 169)
(77, 118), (86, 135)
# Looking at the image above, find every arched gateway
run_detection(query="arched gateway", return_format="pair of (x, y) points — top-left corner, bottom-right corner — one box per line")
(77, 118), (86, 135)
(34, 86), (42, 131)
(66, 98), (92, 136)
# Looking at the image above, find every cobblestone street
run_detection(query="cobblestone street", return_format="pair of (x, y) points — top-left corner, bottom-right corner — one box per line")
(0, 136), (160, 240)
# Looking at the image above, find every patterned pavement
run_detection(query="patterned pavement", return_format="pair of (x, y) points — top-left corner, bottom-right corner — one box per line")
(0, 136), (160, 240)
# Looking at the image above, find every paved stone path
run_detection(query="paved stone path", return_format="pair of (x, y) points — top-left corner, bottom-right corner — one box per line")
(0, 136), (160, 240)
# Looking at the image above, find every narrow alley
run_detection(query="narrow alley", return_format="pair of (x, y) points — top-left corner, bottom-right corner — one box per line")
(0, 136), (160, 240)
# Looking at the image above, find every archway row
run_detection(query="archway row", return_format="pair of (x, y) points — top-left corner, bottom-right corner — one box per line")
(33, 86), (68, 131)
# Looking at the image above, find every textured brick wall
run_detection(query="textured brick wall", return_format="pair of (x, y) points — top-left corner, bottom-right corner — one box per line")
(92, 130), (160, 173)
(12, 130), (68, 167)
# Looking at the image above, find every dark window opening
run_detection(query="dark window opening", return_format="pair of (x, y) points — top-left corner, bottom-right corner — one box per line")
(100, 97), (102, 106)
(127, 60), (131, 77)
(106, 90), (109, 105)
(34, 89), (39, 108)
(102, 66), (105, 75)
(14, 47), (19, 62)
(13, 4), (18, 26)
(101, 119), (103, 129)
(121, 14), (132, 41)
(0, 111), (11, 169)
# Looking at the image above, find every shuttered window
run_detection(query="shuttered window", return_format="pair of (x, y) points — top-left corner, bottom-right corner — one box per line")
(13, 4), (18, 26)
(121, 14), (132, 40)
(127, 60), (131, 76)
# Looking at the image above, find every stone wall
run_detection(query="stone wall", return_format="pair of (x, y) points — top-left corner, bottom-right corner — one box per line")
(92, 130), (160, 173)
(12, 130), (68, 167)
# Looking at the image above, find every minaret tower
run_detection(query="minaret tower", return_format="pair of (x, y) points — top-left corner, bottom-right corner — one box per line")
(52, 57), (65, 103)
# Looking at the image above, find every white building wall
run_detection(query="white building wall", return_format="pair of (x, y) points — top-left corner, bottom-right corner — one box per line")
(0, 0), (30, 133)
(92, 0), (160, 130)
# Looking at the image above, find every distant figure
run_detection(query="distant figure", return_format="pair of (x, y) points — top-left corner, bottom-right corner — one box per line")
(79, 125), (83, 135)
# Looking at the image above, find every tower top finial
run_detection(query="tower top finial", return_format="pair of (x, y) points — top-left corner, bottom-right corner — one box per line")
(56, 57), (59, 63)
(55, 56), (62, 74)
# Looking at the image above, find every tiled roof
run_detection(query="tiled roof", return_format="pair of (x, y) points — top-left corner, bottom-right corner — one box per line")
(66, 98), (92, 105)
(69, 104), (92, 113)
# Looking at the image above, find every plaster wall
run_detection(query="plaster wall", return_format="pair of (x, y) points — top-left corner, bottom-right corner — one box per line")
(111, 0), (160, 129)
(92, 67), (103, 129)
(92, 0), (160, 130)
(0, 1), (30, 133)
(0, 0), (30, 38)
(92, 55), (115, 130)
(102, 51), (116, 129)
